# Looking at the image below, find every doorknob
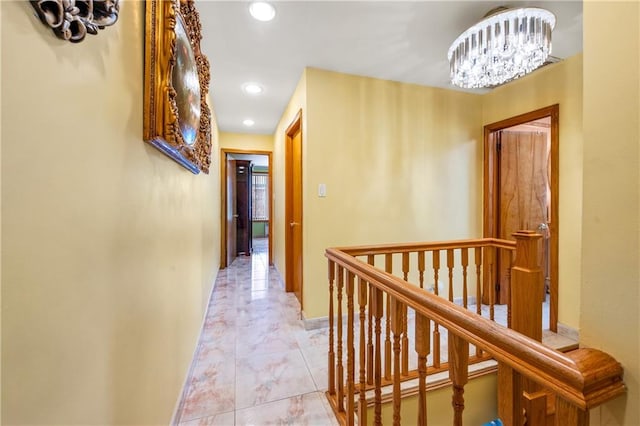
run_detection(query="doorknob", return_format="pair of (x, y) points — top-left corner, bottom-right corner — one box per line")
(537, 222), (550, 238)
(289, 222), (299, 228)
(233, 214), (239, 218)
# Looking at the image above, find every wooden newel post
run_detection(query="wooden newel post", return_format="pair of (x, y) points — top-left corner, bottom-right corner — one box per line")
(553, 348), (626, 426)
(510, 230), (544, 341)
(499, 230), (543, 426)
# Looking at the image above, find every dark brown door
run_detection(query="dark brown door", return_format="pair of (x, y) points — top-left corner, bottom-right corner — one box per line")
(226, 158), (237, 266)
(496, 130), (550, 304)
(285, 111), (303, 306)
(236, 160), (252, 256)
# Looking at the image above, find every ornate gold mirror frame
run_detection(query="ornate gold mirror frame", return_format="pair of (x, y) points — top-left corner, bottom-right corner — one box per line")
(143, 0), (212, 174)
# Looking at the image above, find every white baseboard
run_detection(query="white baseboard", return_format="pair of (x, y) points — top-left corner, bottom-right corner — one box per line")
(302, 313), (330, 330)
(557, 322), (579, 341)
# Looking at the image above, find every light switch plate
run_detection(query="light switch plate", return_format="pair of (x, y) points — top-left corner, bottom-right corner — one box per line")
(318, 183), (327, 197)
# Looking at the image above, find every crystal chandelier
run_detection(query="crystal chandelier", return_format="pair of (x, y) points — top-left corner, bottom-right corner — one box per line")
(448, 7), (556, 89)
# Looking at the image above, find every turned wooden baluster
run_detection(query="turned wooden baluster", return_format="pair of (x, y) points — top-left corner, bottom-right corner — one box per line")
(346, 271), (355, 426)
(432, 250), (441, 368)
(402, 252), (410, 282)
(415, 312), (431, 426)
(474, 247), (483, 358)
(461, 248), (469, 308)
(384, 253), (393, 380)
(447, 249), (455, 302)
(328, 260), (336, 395)
(357, 277), (368, 426)
(505, 248), (515, 329)
(367, 255), (375, 385)
(487, 246), (495, 321)
(449, 332), (469, 426)
(390, 296), (403, 426)
(401, 252), (410, 376)
(418, 250), (426, 289)
(336, 266), (345, 412)
(371, 286), (384, 426)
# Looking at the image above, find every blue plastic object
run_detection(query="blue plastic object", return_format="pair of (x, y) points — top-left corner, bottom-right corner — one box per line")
(482, 420), (503, 426)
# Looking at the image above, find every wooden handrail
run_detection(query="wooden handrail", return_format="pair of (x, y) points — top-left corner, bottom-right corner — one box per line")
(325, 247), (625, 412)
(332, 237), (516, 256)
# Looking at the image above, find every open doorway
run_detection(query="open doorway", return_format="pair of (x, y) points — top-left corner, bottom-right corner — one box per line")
(483, 104), (559, 331)
(220, 149), (273, 268)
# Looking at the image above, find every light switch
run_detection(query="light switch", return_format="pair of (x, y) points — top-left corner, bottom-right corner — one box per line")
(318, 183), (327, 197)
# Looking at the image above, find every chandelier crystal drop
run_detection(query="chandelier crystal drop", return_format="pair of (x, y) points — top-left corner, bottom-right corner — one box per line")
(448, 7), (556, 89)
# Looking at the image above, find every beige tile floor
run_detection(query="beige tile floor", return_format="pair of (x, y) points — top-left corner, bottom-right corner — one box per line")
(174, 239), (339, 425)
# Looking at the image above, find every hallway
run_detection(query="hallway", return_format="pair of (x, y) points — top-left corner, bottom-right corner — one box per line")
(174, 238), (338, 425)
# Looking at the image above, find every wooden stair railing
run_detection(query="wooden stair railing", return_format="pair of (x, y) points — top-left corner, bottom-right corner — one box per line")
(329, 237), (517, 383)
(325, 234), (625, 426)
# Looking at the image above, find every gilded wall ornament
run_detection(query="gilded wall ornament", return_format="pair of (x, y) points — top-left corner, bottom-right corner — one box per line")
(30, 0), (120, 43)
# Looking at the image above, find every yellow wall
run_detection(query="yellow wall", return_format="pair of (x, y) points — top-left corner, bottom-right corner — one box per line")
(272, 70), (307, 279)
(219, 131), (273, 152)
(292, 68), (483, 318)
(1, 2), (220, 424)
(582, 2), (639, 425)
(482, 54), (584, 329)
(0, 5), (3, 422)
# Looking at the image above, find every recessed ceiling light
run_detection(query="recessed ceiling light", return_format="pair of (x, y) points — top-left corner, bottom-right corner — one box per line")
(243, 119), (255, 127)
(242, 82), (263, 95)
(249, 2), (276, 22)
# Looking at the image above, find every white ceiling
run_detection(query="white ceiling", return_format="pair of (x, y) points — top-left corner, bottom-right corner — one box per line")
(198, 1), (583, 135)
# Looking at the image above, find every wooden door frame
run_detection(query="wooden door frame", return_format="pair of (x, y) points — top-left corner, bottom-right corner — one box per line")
(483, 104), (559, 331)
(225, 157), (237, 267)
(220, 148), (273, 268)
(285, 109), (303, 296)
